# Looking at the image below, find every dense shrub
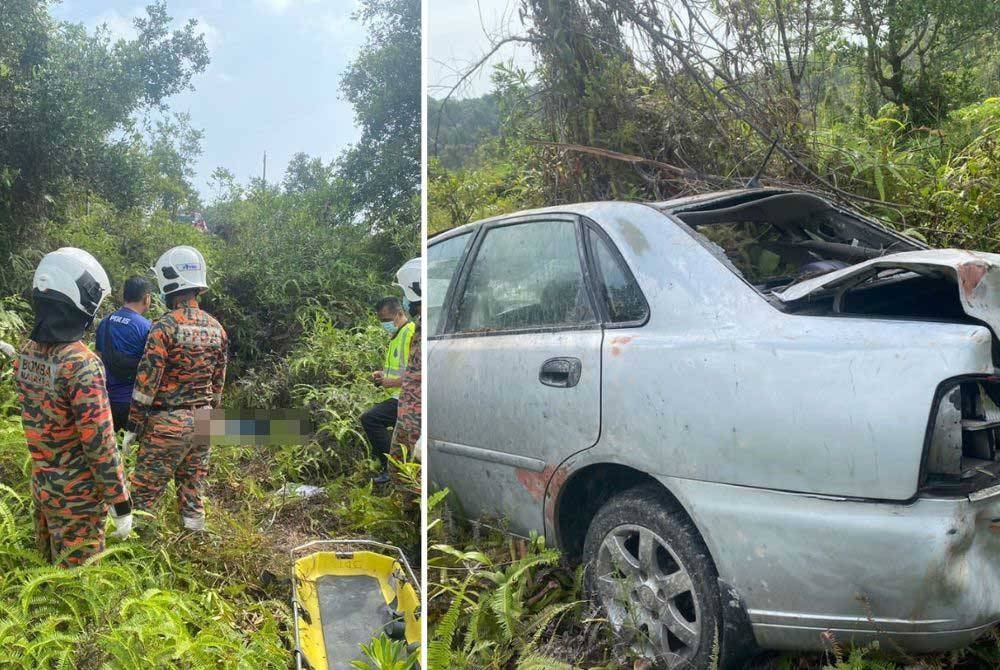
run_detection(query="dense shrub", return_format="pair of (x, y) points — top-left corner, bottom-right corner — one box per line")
(812, 98), (1000, 249)
(205, 186), (390, 374)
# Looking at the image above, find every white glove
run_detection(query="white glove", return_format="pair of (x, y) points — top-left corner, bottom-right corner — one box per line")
(110, 512), (133, 539)
(413, 435), (423, 463)
(120, 431), (136, 457)
(0, 340), (15, 358)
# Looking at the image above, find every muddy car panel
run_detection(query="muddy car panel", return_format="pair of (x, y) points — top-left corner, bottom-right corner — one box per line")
(583, 201), (994, 501)
(428, 327), (602, 532)
(427, 190), (1000, 653)
(663, 477), (1000, 652)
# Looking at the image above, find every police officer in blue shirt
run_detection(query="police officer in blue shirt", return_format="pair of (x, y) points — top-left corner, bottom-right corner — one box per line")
(95, 276), (152, 432)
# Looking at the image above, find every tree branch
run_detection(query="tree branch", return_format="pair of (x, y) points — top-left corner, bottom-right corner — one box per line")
(432, 35), (541, 155)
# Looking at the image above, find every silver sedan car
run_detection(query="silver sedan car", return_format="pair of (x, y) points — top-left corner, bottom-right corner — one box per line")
(427, 188), (1000, 668)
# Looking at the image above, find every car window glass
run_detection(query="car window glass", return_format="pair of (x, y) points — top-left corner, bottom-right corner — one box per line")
(589, 229), (648, 323)
(456, 220), (595, 333)
(427, 232), (472, 335)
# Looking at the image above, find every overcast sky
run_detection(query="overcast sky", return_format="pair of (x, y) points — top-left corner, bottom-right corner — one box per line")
(428, 0), (534, 100)
(53, 0), (366, 200)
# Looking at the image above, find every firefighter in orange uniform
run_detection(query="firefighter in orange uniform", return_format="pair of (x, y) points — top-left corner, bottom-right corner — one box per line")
(120, 246), (227, 531)
(14, 248), (132, 567)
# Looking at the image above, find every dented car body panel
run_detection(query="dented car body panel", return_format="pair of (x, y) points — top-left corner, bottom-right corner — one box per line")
(572, 202), (993, 501)
(427, 189), (1000, 652)
(660, 477), (1000, 651)
(775, 249), (1000, 340)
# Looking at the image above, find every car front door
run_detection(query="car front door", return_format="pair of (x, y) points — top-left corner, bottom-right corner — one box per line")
(428, 215), (603, 535)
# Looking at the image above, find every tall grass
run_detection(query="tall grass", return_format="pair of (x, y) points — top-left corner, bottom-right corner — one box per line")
(0, 298), (420, 669)
(0, 441), (288, 669)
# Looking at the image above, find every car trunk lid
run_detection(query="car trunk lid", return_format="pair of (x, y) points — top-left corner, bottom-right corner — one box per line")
(774, 249), (1000, 340)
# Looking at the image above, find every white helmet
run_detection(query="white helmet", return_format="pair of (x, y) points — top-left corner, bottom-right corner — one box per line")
(32, 247), (111, 317)
(395, 257), (421, 302)
(152, 246), (208, 298)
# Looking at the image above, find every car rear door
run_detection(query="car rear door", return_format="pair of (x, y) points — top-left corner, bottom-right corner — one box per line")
(427, 215), (603, 534)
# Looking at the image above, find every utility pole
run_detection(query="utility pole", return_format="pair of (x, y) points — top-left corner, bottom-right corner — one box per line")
(262, 151), (267, 184)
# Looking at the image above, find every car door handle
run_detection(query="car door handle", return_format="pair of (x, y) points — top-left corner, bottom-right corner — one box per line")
(539, 357), (582, 388)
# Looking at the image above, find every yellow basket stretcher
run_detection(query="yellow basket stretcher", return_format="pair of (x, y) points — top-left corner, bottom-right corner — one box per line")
(291, 539), (421, 670)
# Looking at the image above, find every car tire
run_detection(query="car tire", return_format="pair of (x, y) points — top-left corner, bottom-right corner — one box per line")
(582, 483), (722, 669)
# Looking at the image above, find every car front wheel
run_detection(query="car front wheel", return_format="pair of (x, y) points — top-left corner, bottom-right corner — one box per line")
(582, 483), (722, 669)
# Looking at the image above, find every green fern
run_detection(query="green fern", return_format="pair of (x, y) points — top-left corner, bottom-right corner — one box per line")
(823, 642), (899, 670)
(350, 633), (419, 670)
(429, 538), (588, 669)
(516, 654), (577, 670)
(429, 573), (475, 667)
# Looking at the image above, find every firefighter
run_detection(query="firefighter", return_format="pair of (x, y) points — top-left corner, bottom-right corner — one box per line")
(121, 246), (228, 531)
(14, 248), (132, 567)
(391, 257), (421, 459)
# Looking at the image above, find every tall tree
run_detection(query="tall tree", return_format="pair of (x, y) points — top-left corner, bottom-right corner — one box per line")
(338, 0), (421, 261)
(848, 0), (1000, 120)
(283, 153), (334, 196)
(0, 0), (208, 257)
(144, 112), (204, 217)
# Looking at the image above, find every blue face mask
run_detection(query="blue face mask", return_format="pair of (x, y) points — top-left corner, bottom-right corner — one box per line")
(402, 297), (412, 312)
(381, 321), (398, 335)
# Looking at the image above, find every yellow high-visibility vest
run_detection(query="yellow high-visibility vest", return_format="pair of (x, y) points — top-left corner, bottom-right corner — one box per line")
(383, 321), (415, 398)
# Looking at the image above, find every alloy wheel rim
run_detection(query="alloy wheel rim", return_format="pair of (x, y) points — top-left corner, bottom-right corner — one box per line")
(595, 524), (701, 667)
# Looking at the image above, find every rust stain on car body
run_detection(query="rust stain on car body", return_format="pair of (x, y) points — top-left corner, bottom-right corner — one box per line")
(610, 335), (634, 356)
(516, 463), (570, 524)
(958, 261), (989, 298)
(516, 466), (551, 503)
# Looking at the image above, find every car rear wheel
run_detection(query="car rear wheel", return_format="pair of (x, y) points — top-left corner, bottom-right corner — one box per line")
(582, 483), (721, 669)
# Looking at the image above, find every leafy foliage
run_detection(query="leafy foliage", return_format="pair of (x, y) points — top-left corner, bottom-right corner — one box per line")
(430, 0), (1000, 258)
(339, 0), (422, 262)
(429, 93), (502, 170)
(351, 633), (420, 670)
(846, 0), (1000, 121)
(45, 196), (220, 299)
(205, 180), (387, 372)
(0, 428), (287, 669)
(428, 504), (616, 670)
(811, 97), (1000, 248)
(0, 0), (208, 259)
(428, 151), (545, 235)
